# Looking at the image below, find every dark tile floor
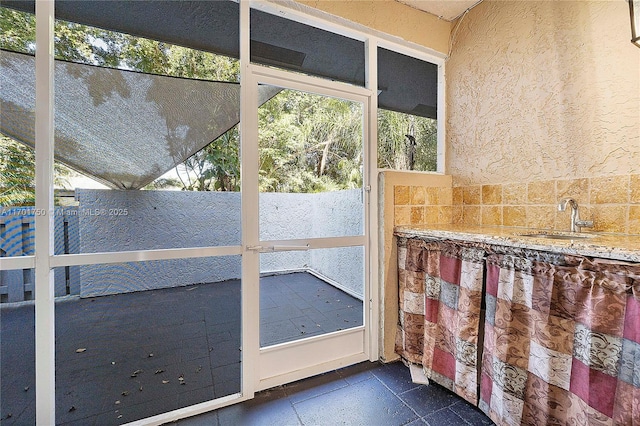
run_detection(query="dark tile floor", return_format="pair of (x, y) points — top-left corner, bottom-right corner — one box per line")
(259, 272), (362, 346)
(173, 361), (495, 426)
(0, 272), (363, 425)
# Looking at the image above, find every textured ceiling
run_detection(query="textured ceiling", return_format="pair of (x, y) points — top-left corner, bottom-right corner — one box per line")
(396, 0), (481, 21)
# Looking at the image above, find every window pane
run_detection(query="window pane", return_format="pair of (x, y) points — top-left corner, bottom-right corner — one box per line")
(1, 7), (37, 256)
(377, 48), (438, 172)
(55, 256), (241, 424)
(377, 110), (437, 171)
(260, 246), (364, 347)
(0, 268), (35, 423)
(2, 3), (246, 254)
(258, 87), (364, 241)
(251, 9), (365, 86)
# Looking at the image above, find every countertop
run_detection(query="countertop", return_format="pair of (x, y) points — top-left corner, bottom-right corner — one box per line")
(394, 224), (640, 263)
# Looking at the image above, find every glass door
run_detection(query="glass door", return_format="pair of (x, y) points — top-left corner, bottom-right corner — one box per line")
(246, 72), (370, 390)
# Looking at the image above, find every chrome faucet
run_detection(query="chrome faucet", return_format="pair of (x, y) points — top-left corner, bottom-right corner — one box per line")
(558, 198), (593, 233)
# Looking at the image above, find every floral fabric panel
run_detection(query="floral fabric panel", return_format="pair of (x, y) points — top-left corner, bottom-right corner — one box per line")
(481, 253), (640, 425)
(396, 238), (485, 405)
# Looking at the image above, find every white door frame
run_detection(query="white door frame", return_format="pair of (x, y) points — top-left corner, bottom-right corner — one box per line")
(241, 64), (372, 391)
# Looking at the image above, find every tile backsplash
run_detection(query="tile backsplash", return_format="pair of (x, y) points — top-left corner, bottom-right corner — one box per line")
(453, 175), (640, 234)
(393, 185), (453, 226)
(392, 174), (640, 234)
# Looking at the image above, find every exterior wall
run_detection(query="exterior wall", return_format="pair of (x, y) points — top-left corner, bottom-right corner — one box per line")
(76, 189), (241, 252)
(379, 171), (452, 361)
(296, 0), (452, 54)
(259, 189), (365, 297)
(77, 189), (364, 298)
(447, 1), (640, 188)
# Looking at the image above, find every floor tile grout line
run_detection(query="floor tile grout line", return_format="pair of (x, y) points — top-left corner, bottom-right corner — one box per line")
(289, 397), (305, 426)
(369, 372), (426, 424)
(285, 377), (351, 406)
(203, 315), (217, 399)
(371, 367), (479, 426)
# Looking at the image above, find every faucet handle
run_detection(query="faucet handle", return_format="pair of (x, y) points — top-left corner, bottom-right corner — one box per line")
(575, 219), (594, 230)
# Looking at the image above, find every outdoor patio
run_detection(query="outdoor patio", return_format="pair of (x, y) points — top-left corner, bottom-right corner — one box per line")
(0, 272), (363, 425)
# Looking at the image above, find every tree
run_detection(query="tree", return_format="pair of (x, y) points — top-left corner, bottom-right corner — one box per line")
(0, 136), (71, 207)
(258, 90), (363, 193)
(1, 6), (241, 193)
(378, 109), (437, 171)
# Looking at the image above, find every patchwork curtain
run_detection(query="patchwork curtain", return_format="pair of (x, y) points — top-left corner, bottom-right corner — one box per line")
(396, 238), (486, 404)
(481, 249), (640, 425)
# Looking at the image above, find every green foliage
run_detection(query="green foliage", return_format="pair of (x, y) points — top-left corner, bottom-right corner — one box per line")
(377, 109), (437, 172)
(0, 136), (71, 207)
(0, 136), (36, 206)
(0, 7), (35, 53)
(258, 90), (363, 193)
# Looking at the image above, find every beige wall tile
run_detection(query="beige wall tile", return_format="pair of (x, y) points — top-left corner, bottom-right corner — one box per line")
(452, 206), (463, 224)
(631, 175), (640, 204)
(482, 184), (502, 205)
(481, 206), (502, 226)
(503, 206), (526, 227)
(425, 206), (440, 224)
(410, 186), (426, 205)
(425, 187), (439, 205)
(527, 180), (556, 204)
(591, 205), (627, 233)
(452, 187), (463, 205)
(394, 206), (411, 225)
(462, 206), (481, 225)
(410, 206), (426, 225)
(394, 185), (410, 205)
(503, 183), (527, 205)
(556, 178), (589, 202)
(438, 187), (453, 205)
(590, 175), (629, 204)
(526, 206), (555, 229)
(555, 209), (573, 232)
(462, 186), (481, 205)
(629, 206), (640, 234)
(438, 206), (453, 224)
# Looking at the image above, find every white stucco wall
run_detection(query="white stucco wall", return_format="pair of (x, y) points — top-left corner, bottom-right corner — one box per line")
(258, 190), (364, 297)
(77, 189), (364, 298)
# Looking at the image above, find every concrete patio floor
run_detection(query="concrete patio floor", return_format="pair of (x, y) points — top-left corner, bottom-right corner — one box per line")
(0, 272), (363, 425)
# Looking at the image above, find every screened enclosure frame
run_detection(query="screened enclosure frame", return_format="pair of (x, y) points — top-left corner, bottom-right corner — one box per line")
(0, 0), (447, 424)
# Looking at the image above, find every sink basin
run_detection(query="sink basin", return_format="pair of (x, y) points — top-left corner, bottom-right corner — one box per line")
(517, 232), (594, 240)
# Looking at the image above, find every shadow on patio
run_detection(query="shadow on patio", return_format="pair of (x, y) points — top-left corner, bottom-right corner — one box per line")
(0, 272), (362, 425)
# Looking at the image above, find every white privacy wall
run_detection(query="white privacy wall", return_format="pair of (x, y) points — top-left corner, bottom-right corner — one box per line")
(77, 189), (364, 299)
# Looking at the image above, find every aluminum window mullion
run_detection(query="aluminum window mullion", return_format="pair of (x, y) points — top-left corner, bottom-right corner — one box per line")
(34, 0), (56, 424)
(239, 0), (260, 404)
(0, 255), (36, 271)
(437, 64), (446, 174)
(50, 246), (243, 268)
(249, 64), (371, 99)
(364, 38), (379, 361)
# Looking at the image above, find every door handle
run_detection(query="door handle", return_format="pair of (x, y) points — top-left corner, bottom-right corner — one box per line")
(245, 244), (310, 252)
(271, 244), (310, 252)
